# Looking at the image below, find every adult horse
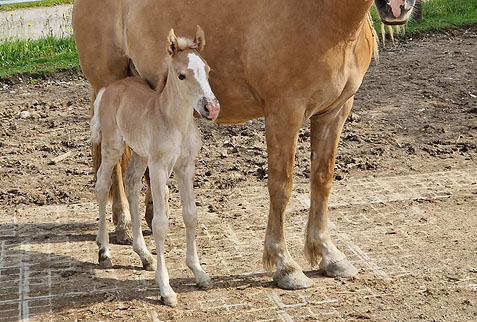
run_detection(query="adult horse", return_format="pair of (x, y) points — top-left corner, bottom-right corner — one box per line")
(73, 0), (415, 290)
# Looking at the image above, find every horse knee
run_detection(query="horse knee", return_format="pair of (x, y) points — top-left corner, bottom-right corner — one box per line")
(152, 215), (169, 238)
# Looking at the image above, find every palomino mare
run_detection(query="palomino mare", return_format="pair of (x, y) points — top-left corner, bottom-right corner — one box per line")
(73, 0), (415, 290)
(91, 27), (218, 306)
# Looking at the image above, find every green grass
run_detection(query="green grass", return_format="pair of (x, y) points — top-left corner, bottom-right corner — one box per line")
(372, 0), (477, 36)
(0, 35), (79, 78)
(0, 0), (74, 12)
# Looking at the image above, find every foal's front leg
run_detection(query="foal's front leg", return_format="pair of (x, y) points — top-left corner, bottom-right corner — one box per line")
(175, 159), (212, 289)
(148, 161), (177, 306)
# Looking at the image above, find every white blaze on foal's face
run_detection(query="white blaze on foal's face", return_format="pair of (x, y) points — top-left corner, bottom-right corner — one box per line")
(187, 53), (214, 100)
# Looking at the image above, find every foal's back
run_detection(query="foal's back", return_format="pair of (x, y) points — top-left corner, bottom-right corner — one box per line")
(98, 77), (159, 155)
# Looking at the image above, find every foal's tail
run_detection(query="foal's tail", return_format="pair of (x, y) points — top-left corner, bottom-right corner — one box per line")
(90, 88), (105, 145)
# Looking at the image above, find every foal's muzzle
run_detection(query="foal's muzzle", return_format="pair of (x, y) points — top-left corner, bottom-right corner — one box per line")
(201, 98), (220, 121)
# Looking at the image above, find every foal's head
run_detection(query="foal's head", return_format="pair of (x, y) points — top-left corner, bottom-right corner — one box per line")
(166, 26), (220, 121)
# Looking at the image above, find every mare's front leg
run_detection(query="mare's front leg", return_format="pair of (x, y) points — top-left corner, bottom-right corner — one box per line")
(123, 152), (155, 271)
(175, 157), (212, 289)
(148, 161), (177, 306)
(263, 102), (313, 290)
(305, 97), (358, 277)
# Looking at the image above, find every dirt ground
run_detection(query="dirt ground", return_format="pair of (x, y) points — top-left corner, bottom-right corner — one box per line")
(0, 27), (476, 321)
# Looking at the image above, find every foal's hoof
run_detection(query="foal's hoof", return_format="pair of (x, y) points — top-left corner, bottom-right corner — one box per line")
(273, 266), (313, 290)
(99, 257), (113, 269)
(161, 294), (178, 307)
(98, 249), (113, 268)
(197, 276), (213, 290)
(143, 261), (156, 271)
(320, 258), (358, 278)
(115, 226), (133, 245)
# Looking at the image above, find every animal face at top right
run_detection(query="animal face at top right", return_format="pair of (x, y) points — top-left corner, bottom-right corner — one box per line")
(374, 0), (416, 25)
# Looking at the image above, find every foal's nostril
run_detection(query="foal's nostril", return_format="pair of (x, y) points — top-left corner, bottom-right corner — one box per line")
(204, 104), (210, 115)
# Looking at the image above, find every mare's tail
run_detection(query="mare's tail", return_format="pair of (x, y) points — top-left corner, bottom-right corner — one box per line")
(90, 88), (106, 145)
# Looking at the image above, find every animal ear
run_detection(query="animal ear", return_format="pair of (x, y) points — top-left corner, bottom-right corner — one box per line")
(195, 25), (205, 52)
(167, 29), (179, 56)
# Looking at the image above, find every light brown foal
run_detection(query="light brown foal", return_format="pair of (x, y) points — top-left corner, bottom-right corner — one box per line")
(91, 27), (219, 306)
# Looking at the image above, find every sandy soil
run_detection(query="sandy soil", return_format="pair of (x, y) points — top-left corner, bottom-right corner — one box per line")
(0, 27), (476, 321)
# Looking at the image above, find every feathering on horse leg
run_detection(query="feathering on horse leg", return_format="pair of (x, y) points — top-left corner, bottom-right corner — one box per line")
(263, 105), (313, 290)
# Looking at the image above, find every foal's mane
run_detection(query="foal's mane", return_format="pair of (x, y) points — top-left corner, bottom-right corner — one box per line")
(155, 37), (199, 92)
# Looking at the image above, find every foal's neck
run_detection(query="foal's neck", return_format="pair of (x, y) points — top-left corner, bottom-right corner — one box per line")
(156, 62), (194, 128)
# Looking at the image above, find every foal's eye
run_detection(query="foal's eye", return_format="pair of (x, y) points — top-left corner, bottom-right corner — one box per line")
(178, 73), (186, 80)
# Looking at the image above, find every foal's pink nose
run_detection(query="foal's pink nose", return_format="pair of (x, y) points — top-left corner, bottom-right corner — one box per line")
(206, 100), (220, 120)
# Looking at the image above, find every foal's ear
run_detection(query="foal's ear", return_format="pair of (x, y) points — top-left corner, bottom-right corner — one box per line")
(194, 25), (205, 52)
(167, 29), (179, 56)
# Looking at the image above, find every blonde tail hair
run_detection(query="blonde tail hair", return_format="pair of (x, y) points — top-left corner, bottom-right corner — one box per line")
(90, 88), (105, 144)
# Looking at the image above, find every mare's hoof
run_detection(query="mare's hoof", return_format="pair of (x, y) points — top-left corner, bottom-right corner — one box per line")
(115, 227), (133, 245)
(273, 267), (313, 290)
(99, 257), (113, 269)
(145, 204), (154, 230)
(161, 294), (177, 307)
(320, 258), (358, 277)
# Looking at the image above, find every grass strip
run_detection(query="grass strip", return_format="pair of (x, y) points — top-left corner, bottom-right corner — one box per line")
(0, 35), (79, 78)
(0, 0), (73, 12)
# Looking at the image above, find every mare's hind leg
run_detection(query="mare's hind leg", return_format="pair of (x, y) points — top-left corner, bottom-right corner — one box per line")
(305, 97), (358, 277)
(175, 159), (212, 289)
(123, 152), (155, 271)
(263, 101), (313, 290)
(111, 149), (133, 244)
(149, 160), (177, 306)
(95, 143), (124, 268)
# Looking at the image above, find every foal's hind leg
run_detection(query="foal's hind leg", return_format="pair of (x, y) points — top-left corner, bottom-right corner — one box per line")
(90, 89), (132, 245)
(95, 145), (124, 268)
(124, 152), (155, 271)
(175, 159), (212, 289)
(306, 97), (357, 277)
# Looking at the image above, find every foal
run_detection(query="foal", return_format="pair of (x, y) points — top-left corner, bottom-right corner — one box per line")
(91, 26), (219, 306)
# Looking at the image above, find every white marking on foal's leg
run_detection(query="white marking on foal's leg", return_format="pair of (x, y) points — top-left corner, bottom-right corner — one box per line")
(149, 162), (177, 306)
(124, 153), (155, 271)
(176, 163), (212, 289)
